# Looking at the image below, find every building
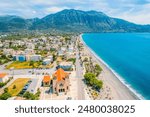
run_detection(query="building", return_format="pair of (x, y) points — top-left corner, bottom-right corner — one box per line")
(52, 68), (70, 95)
(43, 75), (51, 87)
(43, 56), (53, 65)
(57, 62), (73, 71)
(58, 50), (65, 56)
(65, 52), (75, 60)
(47, 55), (53, 61)
(43, 59), (52, 65)
(13, 55), (26, 62)
(26, 55), (42, 61)
(26, 43), (35, 49)
(0, 73), (9, 83)
(3, 49), (14, 55)
(24, 49), (35, 55)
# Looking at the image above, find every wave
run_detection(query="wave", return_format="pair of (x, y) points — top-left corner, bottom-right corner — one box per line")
(80, 34), (144, 100)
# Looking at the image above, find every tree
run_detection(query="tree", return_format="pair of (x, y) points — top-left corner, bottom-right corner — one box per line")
(0, 82), (6, 88)
(94, 64), (102, 76)
(0, 92), (11, 100)
(13, 85), (16, 89)
(4, 88), (8, 93)
(83, 57), (88, 62)
(84, 72), (103, 91)
(84, 73), (96, 85)
(29, 61), (35, 67)
(94, 80), (103, 91)
(67, 58), (76, 64)
(23, 90), (41, 100)
(23, 91), (35, 100)
(53, 54), (57, 61)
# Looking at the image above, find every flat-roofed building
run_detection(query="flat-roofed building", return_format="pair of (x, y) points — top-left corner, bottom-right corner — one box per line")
(57, 62), (73, 71)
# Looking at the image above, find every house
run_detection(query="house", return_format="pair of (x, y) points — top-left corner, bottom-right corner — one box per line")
(61, 47), (67, 52)
(43, 59), (52, 65)
(26, 43), (35, 49)
(24, 49), (35, 55)
(17, 41), (25, 46)
(30, 55), (42, 61)
(26, 55), (42, 61)
(65, 52), (75, 60)
(0, 73), (9, 83)
(47, 55), (53, 61)
(57, 62), (73, 71)
(68, 45), (74, 52)
(3, 49), (14, 55)
(58, 50), (64, 56)
(52, 68), (70, 95)
(43, 75), (51, 87)
(43, 55), (53, 65)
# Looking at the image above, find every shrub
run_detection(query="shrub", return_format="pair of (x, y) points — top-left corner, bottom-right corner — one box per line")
(0, 92), (11, 100)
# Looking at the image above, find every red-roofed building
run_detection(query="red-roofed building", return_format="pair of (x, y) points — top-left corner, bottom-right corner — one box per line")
(52, 68), (70, 95)
(0, 73), (9, 83)
(43, 75), (51, 87)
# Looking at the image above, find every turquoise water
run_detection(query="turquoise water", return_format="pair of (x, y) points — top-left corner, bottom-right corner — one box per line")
(82, 33), (150, 100)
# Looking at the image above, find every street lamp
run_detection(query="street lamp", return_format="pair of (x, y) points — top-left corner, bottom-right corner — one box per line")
(10, 67), (14, 78)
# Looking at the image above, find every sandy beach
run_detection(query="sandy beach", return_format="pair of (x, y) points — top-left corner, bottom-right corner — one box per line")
(80, 35), (140, 100)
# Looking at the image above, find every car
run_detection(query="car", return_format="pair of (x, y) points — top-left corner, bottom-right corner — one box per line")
(66, 97), (72, 100)
(28, 80), (32, 83)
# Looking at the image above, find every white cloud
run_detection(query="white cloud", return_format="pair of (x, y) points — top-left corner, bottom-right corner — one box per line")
(0, 0), (149, 24)
(45, 7), (69, 14)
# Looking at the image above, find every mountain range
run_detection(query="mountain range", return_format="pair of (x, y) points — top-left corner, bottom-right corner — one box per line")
(0, 9), (150, 33)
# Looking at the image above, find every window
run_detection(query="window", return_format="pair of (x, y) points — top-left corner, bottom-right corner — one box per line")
(59, 83), (63, 87)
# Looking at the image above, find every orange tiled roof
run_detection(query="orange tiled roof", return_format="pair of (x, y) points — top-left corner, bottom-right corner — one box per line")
(53, 68), (68, 81)
(43, 75), (51, 83)
(0, 73), (7, 78)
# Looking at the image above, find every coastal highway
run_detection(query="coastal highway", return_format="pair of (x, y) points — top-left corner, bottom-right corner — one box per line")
(75, 47), (85, 100)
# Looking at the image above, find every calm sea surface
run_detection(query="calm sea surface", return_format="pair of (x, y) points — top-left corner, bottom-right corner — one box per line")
(82, 33), (150, 99)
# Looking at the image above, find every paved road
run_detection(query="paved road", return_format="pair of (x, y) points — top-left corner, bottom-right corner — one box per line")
(0, 62), (56, 76)
(0, 62), (12, 70)
(75, 46), (85, 100)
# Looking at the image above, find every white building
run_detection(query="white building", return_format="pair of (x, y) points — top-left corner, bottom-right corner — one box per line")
(47, 55), (53, 61)
(0, 73), (9, 83)
(24, 49), (35, 55)
(26, 43), (35, 49)
(3, 49), (14, 55)
(43, 55), (53, 65)
(27, 55), (42, 61)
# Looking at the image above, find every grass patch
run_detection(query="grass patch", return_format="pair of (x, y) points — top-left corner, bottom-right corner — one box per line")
(7, 78), (30, 96)
(6, 61), (42, 69)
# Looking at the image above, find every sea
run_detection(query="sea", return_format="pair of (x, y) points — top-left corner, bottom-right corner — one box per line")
(82, 33), (150, 100)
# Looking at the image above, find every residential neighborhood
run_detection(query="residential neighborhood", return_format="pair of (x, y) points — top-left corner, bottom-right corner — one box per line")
(0, 34), (104, 100)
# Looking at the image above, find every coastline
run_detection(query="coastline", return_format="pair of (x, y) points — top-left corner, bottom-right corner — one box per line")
(80, 34), (141, 100)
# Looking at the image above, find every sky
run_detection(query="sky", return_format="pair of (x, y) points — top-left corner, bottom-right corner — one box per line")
(0, 0), (150, 24)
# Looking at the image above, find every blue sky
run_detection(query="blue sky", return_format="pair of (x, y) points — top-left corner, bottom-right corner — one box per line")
(0, 0), (150, 24)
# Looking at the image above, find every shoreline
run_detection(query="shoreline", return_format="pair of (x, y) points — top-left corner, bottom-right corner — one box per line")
(80, 34), (141, 100)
